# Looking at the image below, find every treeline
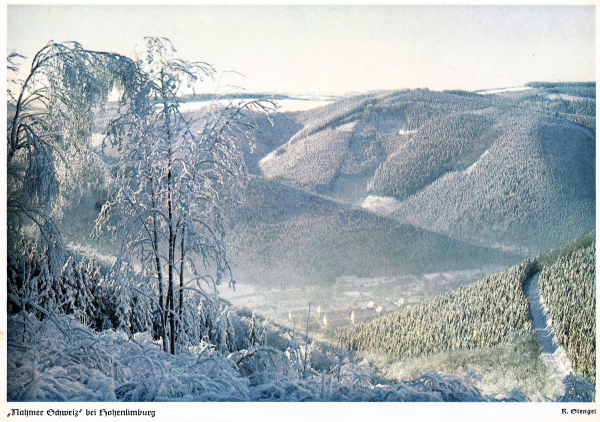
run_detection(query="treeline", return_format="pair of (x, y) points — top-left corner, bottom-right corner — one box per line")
(180, 92), (293, 102)
(538, 235), (595, 382)
(7, 240), (258, 354)
(525, 82), (596, 99)
(336, 260), (537, 358)
(537, 231), (595, 268)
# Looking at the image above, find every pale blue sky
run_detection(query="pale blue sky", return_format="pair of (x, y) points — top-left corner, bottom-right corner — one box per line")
(7, 5), (596, 95)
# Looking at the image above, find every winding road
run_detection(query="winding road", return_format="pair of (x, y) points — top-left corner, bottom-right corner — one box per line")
(523, 273), (573, 384)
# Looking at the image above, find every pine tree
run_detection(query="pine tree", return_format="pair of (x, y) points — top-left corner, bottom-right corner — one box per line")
(130, 284), (153, 335)
(113, 281), (132, 335)
(247, 312), (262, 347)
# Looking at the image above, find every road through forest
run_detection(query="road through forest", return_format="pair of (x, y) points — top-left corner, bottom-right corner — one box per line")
(523, 273), (573, 385)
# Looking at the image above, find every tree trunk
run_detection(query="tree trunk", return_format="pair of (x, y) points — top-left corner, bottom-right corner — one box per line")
(163, 78), (176, 355)
(167, 163), (175, 354)
(178, 222), (185, 350)
(151, 187), (167, 353)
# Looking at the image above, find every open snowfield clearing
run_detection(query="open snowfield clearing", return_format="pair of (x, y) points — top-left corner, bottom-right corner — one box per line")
(464, 149), (490, 174)
(542, 349), (574, 385)
(178, 99), (260, 113)
(336, 121), (358, 132)
(546, 93), (587, 101)
(524, 273), (574, 390)
(276, 99), (336, 112)
(361, 195), (402, 216)
(258, 150), (276, 166)
(477, 86), (534, 95)
(329, 175), (370, 206)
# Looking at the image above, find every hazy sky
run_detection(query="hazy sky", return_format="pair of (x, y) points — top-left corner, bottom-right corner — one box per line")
(6, 5), (596, 95)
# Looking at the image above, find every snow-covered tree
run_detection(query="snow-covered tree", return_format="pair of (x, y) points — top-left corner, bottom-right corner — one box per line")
(130, 281), (154, 335)
(7, 42), (137, 255)
(112, 279), (133, 335)
(6, 42), (140, 329)
(95, 37), (275, 354)
(247, 312), (262, 347)
(73, 259), (100, 326)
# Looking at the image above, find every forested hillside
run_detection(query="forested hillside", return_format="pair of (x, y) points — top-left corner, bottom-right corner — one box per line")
(538, 233), (596, 383)
(496, 82), (596, 132)
(227, 176), (518, 286)
(335, 232), (596, 396)
(256, 86), (595, 252)
(337, 260), (537, 358)
(391, 111), (594, 251)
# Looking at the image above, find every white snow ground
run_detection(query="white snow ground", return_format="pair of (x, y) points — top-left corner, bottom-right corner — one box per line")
(464, 150), (490, 175)
(477, 87), (534, 95)
(360, 195), (402, 216)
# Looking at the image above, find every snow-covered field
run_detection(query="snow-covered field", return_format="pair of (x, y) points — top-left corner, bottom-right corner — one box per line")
(258, 150), (276, 166)
(477, 87), (533, 95)
(464, 150), (490, 175)
(546, 93), (586, 101)
(524, 273), (575, 389)
(276, 99), (336, 112)
(361, 195), (402, 216)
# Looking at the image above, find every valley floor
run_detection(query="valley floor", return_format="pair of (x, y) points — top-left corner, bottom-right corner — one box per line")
(220, 267), (503, 332)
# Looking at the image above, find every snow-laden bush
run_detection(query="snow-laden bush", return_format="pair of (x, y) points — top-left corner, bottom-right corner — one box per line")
(11, 312), (589, 402)
(8, 313), (117, 401)
(556, 374), (595, 402)
(7, 237), (246, 357)
(8, 313), (249, 402)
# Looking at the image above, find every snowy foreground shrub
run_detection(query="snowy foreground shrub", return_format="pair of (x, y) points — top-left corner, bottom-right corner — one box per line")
(7, 238), (246, 355)
(8, 314), (248, 401)
(8, 314), (592, 402)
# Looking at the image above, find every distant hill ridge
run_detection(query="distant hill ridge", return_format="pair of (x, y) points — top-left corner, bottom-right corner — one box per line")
(254, 84), (595, 252)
